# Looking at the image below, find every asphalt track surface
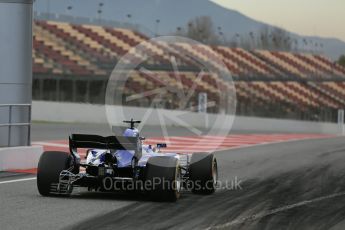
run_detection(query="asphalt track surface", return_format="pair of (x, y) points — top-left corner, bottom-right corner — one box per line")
(1, 123), (345, 230)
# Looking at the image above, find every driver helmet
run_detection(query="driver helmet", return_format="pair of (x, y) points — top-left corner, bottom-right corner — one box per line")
(123, 128), (139, 137)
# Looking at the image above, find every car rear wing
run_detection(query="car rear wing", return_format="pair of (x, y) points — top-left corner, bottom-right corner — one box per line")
(69, 134), (139, 152)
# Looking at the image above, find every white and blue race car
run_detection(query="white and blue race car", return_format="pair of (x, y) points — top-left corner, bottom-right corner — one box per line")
(37, 119), (218, 201)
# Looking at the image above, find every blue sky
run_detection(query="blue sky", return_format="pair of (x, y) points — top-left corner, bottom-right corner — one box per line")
(212, 0), (345, 42)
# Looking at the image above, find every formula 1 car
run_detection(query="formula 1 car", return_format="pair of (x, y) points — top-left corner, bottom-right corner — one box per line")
(37, 119), (218, 201)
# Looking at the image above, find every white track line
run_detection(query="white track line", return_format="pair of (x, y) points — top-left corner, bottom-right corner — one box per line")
(0, 177), (36, 185)
(206, 191), (345, 229)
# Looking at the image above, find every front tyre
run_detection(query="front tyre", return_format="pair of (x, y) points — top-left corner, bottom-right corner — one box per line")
(37, 151), (71, 196)
(189, 153), (218, 195)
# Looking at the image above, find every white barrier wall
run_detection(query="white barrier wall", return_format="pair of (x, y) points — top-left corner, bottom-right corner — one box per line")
(32, 101), (342, 135)
(0, 145), (43, 171)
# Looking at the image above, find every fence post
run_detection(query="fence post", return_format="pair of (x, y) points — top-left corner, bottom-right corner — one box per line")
(337, 109), (344, 135)
(28, 105), (31, 146)
(8, 105), (12, 147)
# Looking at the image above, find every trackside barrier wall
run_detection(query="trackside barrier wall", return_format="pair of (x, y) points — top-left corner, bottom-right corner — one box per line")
(32, 101), (342, 135)
(0, 145), (43, 171)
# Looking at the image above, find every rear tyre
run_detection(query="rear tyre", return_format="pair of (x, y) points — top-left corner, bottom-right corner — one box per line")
(145, 156), (181, 202)
(189, 153), (218, 195)
(37, 151), (71, 196)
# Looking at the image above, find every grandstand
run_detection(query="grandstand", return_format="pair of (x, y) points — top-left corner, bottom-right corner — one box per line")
(32, 20), (345, 122)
